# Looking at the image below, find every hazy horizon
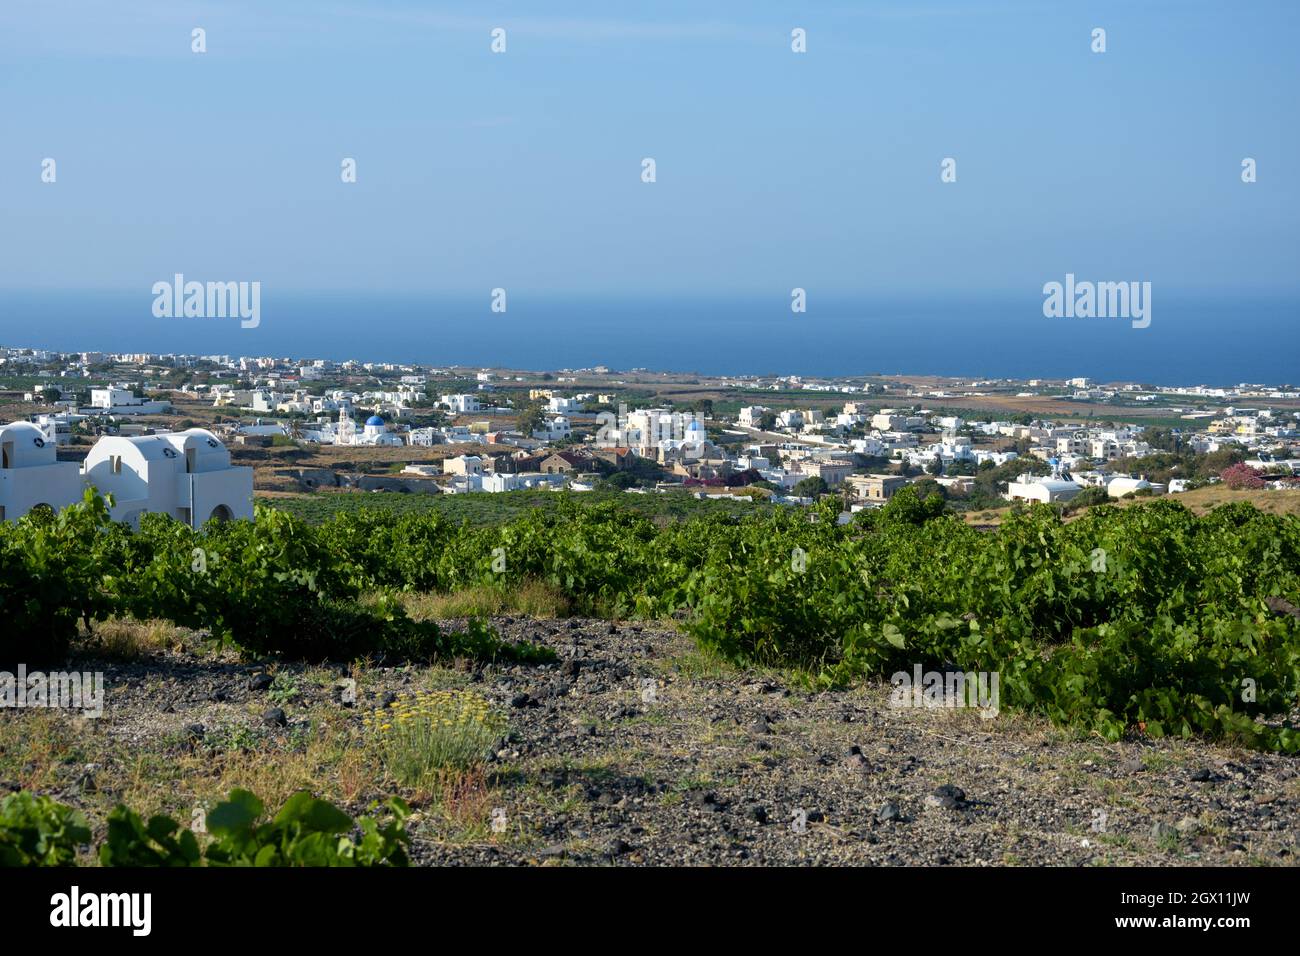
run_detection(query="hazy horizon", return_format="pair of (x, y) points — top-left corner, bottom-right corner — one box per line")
(4, 289), (1296, 387)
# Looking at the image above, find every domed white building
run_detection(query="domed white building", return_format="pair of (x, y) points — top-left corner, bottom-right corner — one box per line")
(0, 421), (83, 522)
(361, 414), (401, 445)
(82, 428), (253, 528)
(331, 410), (403, 446)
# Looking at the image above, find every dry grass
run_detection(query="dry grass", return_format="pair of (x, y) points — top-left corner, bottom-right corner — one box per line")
(0, 710), (72, 792)
(1138, 485), (1300, 517)
(400, 580), (571, 621)
(231, 437), (522, 491)
(963, 486), (1300, 528)
(413, 767), (494, 829)
(110, 705), (379, 822)
(79, 618), (187, 659)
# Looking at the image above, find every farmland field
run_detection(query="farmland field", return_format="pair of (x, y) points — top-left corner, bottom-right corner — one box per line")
(3, 488), (1298, 870)
(264, 487), (772, 526)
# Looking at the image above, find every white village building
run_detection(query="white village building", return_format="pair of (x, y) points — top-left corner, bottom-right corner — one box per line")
(0, 421), (84, 522)
(1006, 471), (1084, 505)
(89, 387), (171, 416)
(82, 429), (253, 528)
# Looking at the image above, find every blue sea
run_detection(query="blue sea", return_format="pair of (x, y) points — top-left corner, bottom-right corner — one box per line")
(2, 291), (1297, 387)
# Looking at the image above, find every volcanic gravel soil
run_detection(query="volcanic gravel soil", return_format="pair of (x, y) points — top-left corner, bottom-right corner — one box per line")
(4, 617), (1298, 866)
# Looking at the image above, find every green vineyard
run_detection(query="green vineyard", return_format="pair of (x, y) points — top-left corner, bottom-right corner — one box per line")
(3, 487), (1298, 750)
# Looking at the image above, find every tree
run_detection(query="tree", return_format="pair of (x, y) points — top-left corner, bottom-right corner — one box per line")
(516, 403), (546, 435)
(1198, 448), (1246, 479)
(599, 471), (637, 491)
(793, 476), (829, 499)
(879, 485), (947, 525)
(911, 477), (947, 501)
(927, 455), (944, 476)
(758, 411), (778, 431)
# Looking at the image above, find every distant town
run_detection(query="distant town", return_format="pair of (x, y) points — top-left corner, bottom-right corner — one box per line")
(1, 344), (1298, 526)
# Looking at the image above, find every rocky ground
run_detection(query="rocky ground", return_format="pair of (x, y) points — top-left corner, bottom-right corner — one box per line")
(3, 617), (1298, 866)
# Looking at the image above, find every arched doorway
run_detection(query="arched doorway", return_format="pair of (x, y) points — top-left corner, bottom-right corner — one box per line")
(208, 504), (233, 523)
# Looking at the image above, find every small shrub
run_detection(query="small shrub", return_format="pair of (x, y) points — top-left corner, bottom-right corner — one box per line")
(267, 672), (301, 706)
(369, 689), (506, 788)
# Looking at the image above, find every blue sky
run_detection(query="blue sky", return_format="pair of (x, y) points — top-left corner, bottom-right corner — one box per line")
(1, 0), (1297, 301)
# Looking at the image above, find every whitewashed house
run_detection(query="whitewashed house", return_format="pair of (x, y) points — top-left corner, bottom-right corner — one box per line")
(440, 394), (480, 414)
(546, 395), (584, 414)
(407, 427), (440, 447)
(91, 387), (136, 410)
(1006, 473), (1084, 504)
(532, 416), (571, 442)
(443, 455), (484, 477)
(90, 387), (170, 415)
(0, 422), (83, 522)
(777, 410), (804, 429)
(82, 429), (253, 528)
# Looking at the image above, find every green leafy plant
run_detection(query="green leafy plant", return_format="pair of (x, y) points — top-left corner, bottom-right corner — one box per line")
(202, 789), (411, 867)
(97, 789), (411, 867)
(100, 805), (202, 867)
(0, 791), (92, 866)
